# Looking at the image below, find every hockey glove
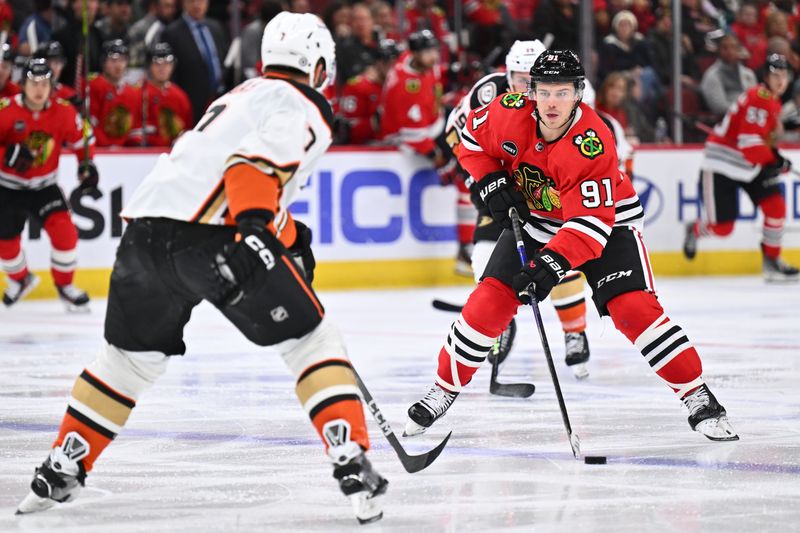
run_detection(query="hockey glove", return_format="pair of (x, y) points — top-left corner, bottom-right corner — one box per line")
(214, 213), (279, 306)
(772, 150), (792, 173)
(477, 170), (529, 229)
(289, 219), (316, 283)
(4, 143), (34, 173)
(77, 160), (99, 190)
(512, 249), (570, 303)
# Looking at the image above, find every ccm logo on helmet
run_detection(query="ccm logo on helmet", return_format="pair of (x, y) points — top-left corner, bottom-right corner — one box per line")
(244, 235), (276, 270)
(597, 270), (632, 288)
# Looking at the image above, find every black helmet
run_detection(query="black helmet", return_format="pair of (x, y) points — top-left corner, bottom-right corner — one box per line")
(408, 30), (438, 52)
(33, 41), (66, 61)
(146, 42), (174, 64)
(376, 39), (401, 61)
(766, 53), (789, 73)
(530, 49), (585, 89)
(23, 58), (53, 82)
(101, 39), (129, 61)
(1, 43), (13, 63)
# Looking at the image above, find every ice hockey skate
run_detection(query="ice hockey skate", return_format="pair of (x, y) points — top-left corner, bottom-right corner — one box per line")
(56, 284), (91, 313)
(763, 255), (799, 283)
(454, 242), (473, 277)
(16, 432), (89, 514)
(682, 384), (739, 441)
(329, 442), (388, 525)
(564, 331), (590, 379)
(2, 272), (40, 307)
(682, 222), (697, 260)
(404, 384), (458, 437)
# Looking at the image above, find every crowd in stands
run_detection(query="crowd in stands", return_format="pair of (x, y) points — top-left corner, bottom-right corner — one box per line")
(2, 0), (800, 147)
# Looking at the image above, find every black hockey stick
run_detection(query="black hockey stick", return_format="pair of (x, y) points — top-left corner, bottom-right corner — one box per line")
(352, 368), (451, 473)
(431, 299), (463, 312)
(509, 208), (581, 459)
(488, 319), (535, 398)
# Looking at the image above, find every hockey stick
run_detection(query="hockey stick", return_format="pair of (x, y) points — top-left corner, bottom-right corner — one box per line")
(488, 318), (535, 398)
(352, 367), (451, 473)
(509, 208), (581, 459)
(431, 299), (463, 312)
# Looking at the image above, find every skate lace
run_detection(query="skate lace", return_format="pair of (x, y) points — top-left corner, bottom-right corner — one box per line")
(682, 386), (710, 417)
(420, 386), (456, 417)
(565, 332), (585, 354)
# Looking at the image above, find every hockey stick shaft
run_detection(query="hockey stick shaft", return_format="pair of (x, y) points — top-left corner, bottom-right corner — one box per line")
(509, 208), (580, 459)
(431, 299), (464, 313)
(81, 0), (91, 163)
(352, 367), (451, 473)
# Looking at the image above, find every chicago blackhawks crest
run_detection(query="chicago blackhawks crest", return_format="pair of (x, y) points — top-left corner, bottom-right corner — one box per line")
(158, 107), (185, 141)
(500, 92), (526, 109)
(103, 105), (132, 138)
(513, 163), (561, 212)
(573, 129), (604, 159)
(25, 131), (55, 168)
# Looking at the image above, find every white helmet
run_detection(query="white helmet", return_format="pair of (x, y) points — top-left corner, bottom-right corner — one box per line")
(261, 12), (336, 91)
(505, 40), (546, 92)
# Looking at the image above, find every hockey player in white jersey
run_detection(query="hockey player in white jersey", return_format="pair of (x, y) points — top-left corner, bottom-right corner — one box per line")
(16, 13), (387, 525)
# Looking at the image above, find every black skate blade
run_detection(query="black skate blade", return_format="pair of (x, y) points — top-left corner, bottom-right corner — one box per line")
(704, 433), (740, 442)
(431, 299), (464, 313)
(489, 381), (536, 398)
(357, 511), (384, 525)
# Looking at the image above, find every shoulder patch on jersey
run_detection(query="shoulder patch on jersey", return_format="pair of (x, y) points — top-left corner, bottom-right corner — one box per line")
(757, 87), (771, 99)
(405, 78), (421, 93)
(0, 97), (10, 111)
(572, 128), (604, 159)
(500, 92), (526, 109)
(513, 163), (561, 212)
(477, 83), (496, 105)
(501, 140), (518, 156)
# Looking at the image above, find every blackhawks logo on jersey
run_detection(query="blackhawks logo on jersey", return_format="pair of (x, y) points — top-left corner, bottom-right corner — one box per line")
(500, 92), (526, 109)
(573, 129), (604, 159)
(158, 107), (186, 141)
(103, 104), (132, 138)
(0, 97), (10, 112)
(405, 79), (421, 93)
(513, 163), (561, 212)
(26, 131), (55, 168)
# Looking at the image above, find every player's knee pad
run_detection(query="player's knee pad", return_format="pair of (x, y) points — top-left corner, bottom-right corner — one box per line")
(607, 290), (665, 343)
(471, 240), (495, 282)
(84, 343), (171, 400)
(43, 210), (78, 250)
(462, 277), (519, 337)
(705, 221), (735, 237)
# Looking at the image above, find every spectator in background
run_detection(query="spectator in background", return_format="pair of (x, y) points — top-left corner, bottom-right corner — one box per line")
(598, 10), (655, 81)
(596, 71), (631, 134)
(89, 39), (138, 146)
(52, 0), (104, 90)
(336, 2), (378, 85)
(33, 41), (79, 104)
(160, 0), (228, 125)
(0, 45), (20, 98)
(18, 0), (66, 57)
(731, 1), (768, 71)
(681, 0), (718, 57)
(95, 0), (133, 43)
(765, 8), (793, 42)
(531, 0), (578, 51)
(337, 38), (400, 145)
(322, 0), (352, 40)
(129, 42), (192, 146)
(370, 1), (400, 41)
(780, 78), (800, 141)
(404, 0), (451, 63)
(127, 0), (178, 68)
(630, 0), (655, 35)
(240, 0), (284, 79)
(463, 0), (515, 63)
(700, 33), (757, 116)
(289, 0), (309, 13)
(647, 8), (700, 88)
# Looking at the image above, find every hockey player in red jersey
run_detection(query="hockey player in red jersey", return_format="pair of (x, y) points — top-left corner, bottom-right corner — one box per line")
(17, 13), (387, 525)
(89, 39), (138, 147)
(0, 59), (97, 311)
(33, 42), (79, 105)
(684, 54), (799, 282)
(0, 44), (20, 98)
(337, 39), (400, 145)
(129, 42), (192, 147)
(405, 50), (739, 443)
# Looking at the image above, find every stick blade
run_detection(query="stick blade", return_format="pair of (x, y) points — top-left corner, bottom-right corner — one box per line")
(393, 430), (453, 473)
(431, 299), (464, 313)
(570, 433), (581, 459)
(489, 381), (536, 398)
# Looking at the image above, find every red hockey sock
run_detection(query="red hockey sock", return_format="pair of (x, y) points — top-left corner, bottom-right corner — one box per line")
(0, 235), (29, 282)
(43, 211), (79, 286)
(607, 291), (703, 398)
(701, 220), (735, 238)
(759, 194), (786, 259)
(435, 277), (518, 391)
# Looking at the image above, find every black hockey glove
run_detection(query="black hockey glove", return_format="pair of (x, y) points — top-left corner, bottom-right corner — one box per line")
(477, 170), (529, 229)
(512, 249), (570, 303)
(289, 219), (316, 283)
(77, 160), (99, 190)
(214, 213), (280, 306)
(772, 150), (792, 173)
(4, 143), (34, 173)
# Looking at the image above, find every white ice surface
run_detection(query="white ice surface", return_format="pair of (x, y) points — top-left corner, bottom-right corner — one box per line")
(1, 277), (799, 532)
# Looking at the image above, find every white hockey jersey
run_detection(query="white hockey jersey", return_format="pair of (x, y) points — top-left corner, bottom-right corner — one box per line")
(122, 75), (333, 242)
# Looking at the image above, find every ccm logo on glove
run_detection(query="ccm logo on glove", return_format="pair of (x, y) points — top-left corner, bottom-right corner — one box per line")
(244, 235), (276, 270)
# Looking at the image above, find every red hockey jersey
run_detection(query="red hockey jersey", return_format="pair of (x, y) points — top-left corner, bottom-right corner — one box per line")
(129, 80), (193, 147)
(0, 80), (20, 98)
(339, 73), (381, 144)
(458, 96), (642, 269)
(88, 74), (139, 147)
(53, 83), (78, 104)
(379, 53), (443, 155)
(701, 84), (781, 181)
(0, 94), (94, 190)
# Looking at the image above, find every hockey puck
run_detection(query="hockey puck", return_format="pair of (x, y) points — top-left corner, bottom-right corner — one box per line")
(583, 455), (607, 465)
